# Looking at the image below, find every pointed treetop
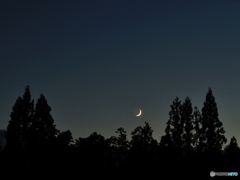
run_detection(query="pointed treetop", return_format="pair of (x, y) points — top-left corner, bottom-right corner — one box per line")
(35, 93), (52, 112)
(230, 136), (238, 147)
(23, 85), (31, 99)
(201, 87), (227, 153)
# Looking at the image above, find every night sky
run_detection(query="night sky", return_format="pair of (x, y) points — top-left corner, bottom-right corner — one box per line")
(1, 0), (240, 144)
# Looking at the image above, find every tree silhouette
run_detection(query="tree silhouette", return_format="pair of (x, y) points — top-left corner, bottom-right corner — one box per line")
(222, 136), (240, 170)
(108, 127), (129, 170)
(56, 130), (73, 148)
(74, 132), (111, 173)
(3, 86), (240, 178)
(181, 97), (194, 156)
(224, 136), (240, 155)
(27, 94), (58, 154)
(112, 127), (129, 150)
(21, 93), (59, 175)
(201, 88), (227, 155)
(5, 86), (34, 152)
(160, 97), (183, 158)
(193, 106), (202, 152)
(159, 97), (200, 177)
(129, 122), (158, 172)
(53, 130), (74, 176)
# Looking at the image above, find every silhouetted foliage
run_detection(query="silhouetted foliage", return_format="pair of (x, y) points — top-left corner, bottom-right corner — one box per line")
(160, 97), (183, 158)
(5, 86), (34, 152)
(74, 132), (111, 173)
(0, 130), (6, 151)
(4, 87), (61, 176)
(53, 130), (74, 175)
(56, 130), (73, 148)
(193, 106), (203, 151)
(222, 136), (240, 170)
(129, 122), (158, 172)
(2, 86), (239, 177)
(201, 88), (227, 155)
(27, 93), (58, 154)
(108, 127), (129, 170)
(110, 127), (129, 150)
(181, 97), (194, 156)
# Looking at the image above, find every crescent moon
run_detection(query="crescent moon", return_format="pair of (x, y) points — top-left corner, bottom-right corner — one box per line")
(136, 109), (142, 117)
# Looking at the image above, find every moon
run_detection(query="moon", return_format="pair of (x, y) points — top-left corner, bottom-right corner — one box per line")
(135, 109), (142, 117)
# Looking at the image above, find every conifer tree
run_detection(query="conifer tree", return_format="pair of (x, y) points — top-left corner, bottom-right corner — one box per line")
(29, 93), (58, 151)
(193, 106), (203, 152)
(201, 88), (227, 154)
(160, 97), (183, 154)
(181, 97), (194, 155)
(5, 86), (34, 151)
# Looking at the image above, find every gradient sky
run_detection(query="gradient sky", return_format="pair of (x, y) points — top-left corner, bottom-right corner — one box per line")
(1, 0), (240, 145)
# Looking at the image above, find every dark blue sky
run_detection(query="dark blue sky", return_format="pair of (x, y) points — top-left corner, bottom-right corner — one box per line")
(1, 0), (240, 144)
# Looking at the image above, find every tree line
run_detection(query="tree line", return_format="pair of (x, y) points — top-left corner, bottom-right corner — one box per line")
(0, 86), (239, 178)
